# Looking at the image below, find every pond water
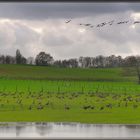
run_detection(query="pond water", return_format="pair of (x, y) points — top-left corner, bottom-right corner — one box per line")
(0, 122), (140, 138)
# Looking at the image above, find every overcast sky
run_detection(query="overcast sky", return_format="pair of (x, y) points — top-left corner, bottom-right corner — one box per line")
(0, 3), (140, 60)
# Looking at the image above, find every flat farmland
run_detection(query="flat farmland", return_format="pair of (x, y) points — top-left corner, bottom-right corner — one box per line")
(0, 64), (139, 123)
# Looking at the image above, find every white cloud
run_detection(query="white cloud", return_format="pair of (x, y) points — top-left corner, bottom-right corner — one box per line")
(0, 7), (140, 60)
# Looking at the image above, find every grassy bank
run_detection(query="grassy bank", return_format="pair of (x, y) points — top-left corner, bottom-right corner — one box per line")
(0, 91), (139, 123)
(0, 64), (136, 81)
(0, 79), (139, 94)
(0, 108), (140, 123)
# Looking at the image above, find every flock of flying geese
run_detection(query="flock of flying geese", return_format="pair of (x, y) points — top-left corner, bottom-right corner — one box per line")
(65, 19), (140, 28)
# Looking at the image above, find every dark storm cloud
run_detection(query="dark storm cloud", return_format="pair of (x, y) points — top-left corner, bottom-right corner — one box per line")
(0, 3), (140, 59)
(0, 3), (140, 20)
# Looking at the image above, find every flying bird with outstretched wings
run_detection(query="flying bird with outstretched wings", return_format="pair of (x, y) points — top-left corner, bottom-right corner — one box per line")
(65, 19), (140, 31)
(84, 24), (91, 26)
(65, 20), (71, 23)
(96, 22), (107, 27)
(134, 21), (140, 24)
(117, 21), (129, 24)
(108, 20), (114, 25)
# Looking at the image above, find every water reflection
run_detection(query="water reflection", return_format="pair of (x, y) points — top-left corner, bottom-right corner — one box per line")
(0, 122), (139, 138)
(35, 123), (53, 136)
(16, 125), (24, 136)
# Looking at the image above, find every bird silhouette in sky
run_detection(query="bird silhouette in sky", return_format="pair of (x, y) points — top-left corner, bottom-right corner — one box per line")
(134, 21), (140, 24)
(108, 20), (114, 25)
(65, 20), (71, 23)
(117, 20), (129, 24)
(96, 22), (107, 27)
(84, 24), (91, 26)
(65, 19), (140, 29)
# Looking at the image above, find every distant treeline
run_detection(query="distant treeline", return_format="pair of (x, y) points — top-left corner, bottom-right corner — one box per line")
(0, 49), (139, 68)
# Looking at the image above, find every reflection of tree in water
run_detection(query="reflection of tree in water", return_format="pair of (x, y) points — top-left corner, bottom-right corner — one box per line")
(59, 122), (77, 127)
(35, 123), (53, 136)
(80, 123), (92, 128)
(15, 125), (25, 137)
(0, 124), (14, 134)
(125, 125), (140, 129)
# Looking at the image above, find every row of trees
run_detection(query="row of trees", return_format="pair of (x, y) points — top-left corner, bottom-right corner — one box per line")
(0, 50), (34, 65)
(52, 55), (140, 69)
(1, 49), (140, 84)
(0, 49), (140, 69)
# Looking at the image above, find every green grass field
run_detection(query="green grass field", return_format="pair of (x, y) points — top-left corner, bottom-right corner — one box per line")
(0, 64), (136, 81)
(0, 64), (140, 123)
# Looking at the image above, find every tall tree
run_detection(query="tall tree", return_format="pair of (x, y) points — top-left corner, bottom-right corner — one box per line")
(35, 52), (54, 66)
(69, 58), (78, 68)
(53, 60), (62, 67)
(16, 49), (22, 64)
(0, 55), (5, 64)
(5, 55), (11, 64)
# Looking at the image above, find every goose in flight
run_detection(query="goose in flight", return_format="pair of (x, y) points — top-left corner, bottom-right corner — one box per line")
(117, 21), (129, 24)
(84, 24), (91, 26)
(96, 22), (107, 27)
(134, 21), (140, 24)
(108, 20), (114, 25)
(65, 20), (71, 23)
(117, 21), (124, 24)
(65, 19), (139, 30)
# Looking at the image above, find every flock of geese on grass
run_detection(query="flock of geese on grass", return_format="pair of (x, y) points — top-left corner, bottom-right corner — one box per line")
(65, 19), (140, 28)
(0, 92), (140, 111)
